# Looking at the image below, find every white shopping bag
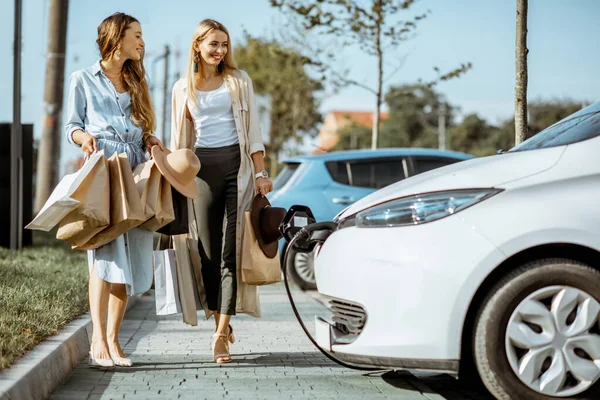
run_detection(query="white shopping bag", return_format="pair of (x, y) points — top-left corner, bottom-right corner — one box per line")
(153, 248), (182, 316)
(26, 150), (106, 231)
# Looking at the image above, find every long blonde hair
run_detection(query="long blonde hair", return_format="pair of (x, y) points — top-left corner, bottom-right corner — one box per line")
(186, 19), (237, 106)
(97, 12), (156, 134)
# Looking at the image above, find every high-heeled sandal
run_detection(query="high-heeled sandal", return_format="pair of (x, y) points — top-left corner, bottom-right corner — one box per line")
(227, 324), (235, 344)
(212, 333), (231, 364)
(88, 341), (114, 368)
(108, 346), (133, 367)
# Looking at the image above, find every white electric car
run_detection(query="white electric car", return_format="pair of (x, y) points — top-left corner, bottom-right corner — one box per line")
(313, 102), (600, 399)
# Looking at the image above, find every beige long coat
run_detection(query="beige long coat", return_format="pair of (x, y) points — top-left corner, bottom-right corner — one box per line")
(170, 69), (265, 321)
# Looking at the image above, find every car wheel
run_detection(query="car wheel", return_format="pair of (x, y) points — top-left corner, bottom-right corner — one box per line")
(284, 243), (319, 291)
(473, 259), (600, 399)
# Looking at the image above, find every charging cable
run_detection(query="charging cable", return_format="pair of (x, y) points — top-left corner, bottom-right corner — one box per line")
(282, 226), (387, 372)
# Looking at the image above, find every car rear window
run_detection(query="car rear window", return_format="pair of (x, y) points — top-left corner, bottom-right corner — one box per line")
(350, 159), (405, 189)
(511, 102), (600, 152)
(325, 161), (350, 185)
(272, 162), (300, 191)
(326, 158), (406, 189)
(414, 157), (461, 174)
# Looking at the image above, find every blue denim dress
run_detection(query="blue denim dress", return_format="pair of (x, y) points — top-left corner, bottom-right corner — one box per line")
(65, 61), (153, 296)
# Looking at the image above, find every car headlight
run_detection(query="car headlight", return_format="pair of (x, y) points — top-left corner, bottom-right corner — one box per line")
(344, 189), (502, 228)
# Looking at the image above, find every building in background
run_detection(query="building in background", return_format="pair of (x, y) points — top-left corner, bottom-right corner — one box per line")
(316, 111), (388, 153)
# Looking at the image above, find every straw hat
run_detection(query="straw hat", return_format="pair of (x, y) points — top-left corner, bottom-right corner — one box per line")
(151, 147), (200, 199)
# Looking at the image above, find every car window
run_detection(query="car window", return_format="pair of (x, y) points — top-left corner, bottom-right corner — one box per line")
(349, 159), (406, 189)
(511, 102), (600, 152)
(272, 162), (300, 191)
(325, 161), (350, 185)
(414, 157), (460, 174)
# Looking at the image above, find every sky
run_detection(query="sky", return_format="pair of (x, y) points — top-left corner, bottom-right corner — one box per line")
(1, 0), (600, 168)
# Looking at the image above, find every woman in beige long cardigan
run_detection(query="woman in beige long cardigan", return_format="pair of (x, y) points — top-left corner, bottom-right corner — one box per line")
(170, 19), (272, 363)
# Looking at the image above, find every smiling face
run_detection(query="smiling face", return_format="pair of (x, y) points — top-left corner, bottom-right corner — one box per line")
(118, 22), (145, 61)
(196, 30), (228, 68)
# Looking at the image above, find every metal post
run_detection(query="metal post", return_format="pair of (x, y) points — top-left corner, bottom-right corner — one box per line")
(161, 45), (170, 145)
(10, 0), (23, 251)
(438, 102), (447, 151)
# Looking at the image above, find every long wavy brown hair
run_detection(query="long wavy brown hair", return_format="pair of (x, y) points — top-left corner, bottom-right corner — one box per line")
(97, 12), (155, 134)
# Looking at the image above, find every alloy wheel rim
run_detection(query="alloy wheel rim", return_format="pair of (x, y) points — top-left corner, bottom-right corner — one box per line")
(293, 244), (320, 285)
(505, 285), (600, 397)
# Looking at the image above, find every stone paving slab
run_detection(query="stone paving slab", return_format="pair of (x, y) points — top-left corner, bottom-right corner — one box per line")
(51, 284), (492, 400)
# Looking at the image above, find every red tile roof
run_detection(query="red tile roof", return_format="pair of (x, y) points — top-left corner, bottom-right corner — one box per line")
(330, 110), (389, 128)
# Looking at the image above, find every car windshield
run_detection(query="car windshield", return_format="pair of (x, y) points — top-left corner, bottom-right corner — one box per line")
(510, 101), (600, 152)
(272, 162), (300, 191)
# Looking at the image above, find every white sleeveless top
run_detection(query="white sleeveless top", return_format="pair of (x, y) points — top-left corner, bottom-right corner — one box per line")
(189, 83), (239, 148)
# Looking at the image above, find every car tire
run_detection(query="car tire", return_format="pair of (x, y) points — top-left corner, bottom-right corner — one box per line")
(473, 259), (600, 400)
(284, 243), (318, 291)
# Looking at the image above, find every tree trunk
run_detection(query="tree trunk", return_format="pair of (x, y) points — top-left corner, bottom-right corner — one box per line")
(372, 1), (383, 150)
(514, 0), (528, 145)
(35, 0), (69, 212)
(268, 105), (280, 177)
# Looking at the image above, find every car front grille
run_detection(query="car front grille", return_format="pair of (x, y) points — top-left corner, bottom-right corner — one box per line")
(329, 298), (367, 337)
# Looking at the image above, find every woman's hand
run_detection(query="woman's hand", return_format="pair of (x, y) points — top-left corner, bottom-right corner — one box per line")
(80, 132), (98, 157)
(256, 177), (273, 197)
(145, 135), (165, 153)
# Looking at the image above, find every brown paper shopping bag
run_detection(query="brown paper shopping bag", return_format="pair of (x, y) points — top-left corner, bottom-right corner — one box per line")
(28, 150), (108, 232)
(133, 160), (160, 221)
(56, 154), (111, 246)
(241, 211), (281, 286)
(75, 152), (146, 250)
(133, 160), (175, 232)
(141, 178), (175, 232)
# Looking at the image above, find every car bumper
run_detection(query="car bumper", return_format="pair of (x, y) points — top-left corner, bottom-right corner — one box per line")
(313, 214), (506, 371)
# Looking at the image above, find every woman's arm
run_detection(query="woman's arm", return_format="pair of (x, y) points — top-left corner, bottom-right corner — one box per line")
(65, 73), (97, 155)
(251, 151), (272, 196)
(242, 70), (272, 196)
(242, 71), (266, 158)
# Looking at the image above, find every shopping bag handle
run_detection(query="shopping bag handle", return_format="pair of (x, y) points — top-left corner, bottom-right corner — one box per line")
(155, 234), (175, 251)
(83, 150), (98, 164)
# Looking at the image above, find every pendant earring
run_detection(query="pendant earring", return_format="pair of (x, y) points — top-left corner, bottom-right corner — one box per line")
(193, 53), (199, 73)
(115, 47), (122, 61)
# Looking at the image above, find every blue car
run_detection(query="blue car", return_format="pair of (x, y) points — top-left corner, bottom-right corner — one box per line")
(268, 148), (474, 289)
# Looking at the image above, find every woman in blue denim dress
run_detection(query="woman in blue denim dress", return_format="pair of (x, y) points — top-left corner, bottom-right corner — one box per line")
(65, 12), (163, 368)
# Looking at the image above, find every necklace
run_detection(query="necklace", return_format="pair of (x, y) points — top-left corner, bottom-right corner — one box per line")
(100, 63), (126, 93)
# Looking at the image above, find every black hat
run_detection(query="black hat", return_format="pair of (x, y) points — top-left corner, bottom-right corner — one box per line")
(250, 195), (287, 258)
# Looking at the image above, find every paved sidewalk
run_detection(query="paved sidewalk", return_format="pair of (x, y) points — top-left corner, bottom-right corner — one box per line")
(51, 284), (491, 400)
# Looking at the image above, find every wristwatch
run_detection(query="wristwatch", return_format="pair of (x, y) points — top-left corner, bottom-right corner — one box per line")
(255, 170), (268, 179)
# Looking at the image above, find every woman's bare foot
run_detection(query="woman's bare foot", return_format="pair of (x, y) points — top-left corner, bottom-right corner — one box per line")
(107, 341), (127, 358)
(90, 338), (111, 360)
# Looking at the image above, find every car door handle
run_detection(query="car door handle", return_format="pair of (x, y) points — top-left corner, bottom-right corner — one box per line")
(332, 196), (355, 205)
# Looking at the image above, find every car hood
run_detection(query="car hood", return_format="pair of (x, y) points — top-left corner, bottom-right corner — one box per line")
(339, 146), (565, 219)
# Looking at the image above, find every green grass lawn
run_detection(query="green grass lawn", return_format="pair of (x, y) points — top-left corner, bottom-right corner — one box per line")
(0, 231), (89, 370)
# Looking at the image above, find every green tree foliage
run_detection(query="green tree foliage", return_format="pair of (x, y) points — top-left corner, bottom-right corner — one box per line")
(333, 84), (587, 157)
(527, 100), (586, 138)
(234, 34), (323, 173)
(379, 84), (454, 149)
(335, 122), (372, 151)
(449, 114), (510, 157)
(446, 99), (588, 156)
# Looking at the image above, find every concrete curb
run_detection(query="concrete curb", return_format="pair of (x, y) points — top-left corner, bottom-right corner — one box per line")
(0, 294), (143, 400)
